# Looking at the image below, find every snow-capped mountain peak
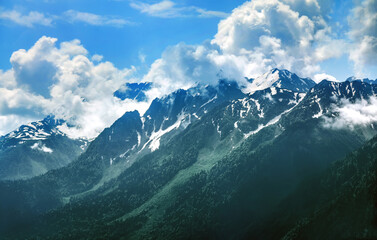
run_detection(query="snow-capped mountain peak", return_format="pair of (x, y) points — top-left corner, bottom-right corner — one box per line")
(0, 116), (89, 180)
(2, 116), (64, 141)
(246, 68), (316, 93)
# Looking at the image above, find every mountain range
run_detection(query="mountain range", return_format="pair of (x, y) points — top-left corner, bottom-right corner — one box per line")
(0, 116), (87, 180)
(1, 68), (377, 239)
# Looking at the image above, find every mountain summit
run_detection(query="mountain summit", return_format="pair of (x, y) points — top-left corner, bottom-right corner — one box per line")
(1, 70), (377, 240)
(247, 68), (316, 93)
(0, 116), (87, 180)
(346, 76), (377, 85)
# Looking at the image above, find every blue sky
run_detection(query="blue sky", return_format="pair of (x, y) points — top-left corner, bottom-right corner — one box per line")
(0, 0), (371, 80)
(0, 0), (245, 72)
(0, 0), (376, 138)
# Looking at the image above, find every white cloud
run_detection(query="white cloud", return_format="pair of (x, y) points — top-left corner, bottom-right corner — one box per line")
(0, 36), (148, 139)
(348, 0), (377, 76)
(2, 0), (376, 139)
(130, 0), (228, 18)
(139, 0), (343, 98)
(10, 36), (61, 97)
(91, 54), (103, 62)
(314, 39), (348, 62)
(0, 8), (132, 28)
(348, 0), (377, 41)
(0, 69), (17, 88)
(63, 10), (132, 27)
(60, 39), (89, 56)
(196, 9), (229, 18)
(349, 36), (377, 76)
(130, 0), (176, 17)
(323, 97), (377, 130)
(138, 52), (146, 63)
(0, 86), (49, 132)
(0, 114), (39, 136)
(142, 43), (222, 98)
(213, 1), (316, 54)
(31, 142), (53, 153)
(313, 73), (338, 83)
(0, 9), (53, 27)
(280, 0), (327, 17)
(211, 0), (341, 77)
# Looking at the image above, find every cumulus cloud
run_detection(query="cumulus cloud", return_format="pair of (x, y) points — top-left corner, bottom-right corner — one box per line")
(10, 37), (60, 97)
(280, 0), (332, 18)
(323, 97), (377, 130)
(211, 0), (343, 77)
(130, 0), (228, 18)
(0, 9), (53, 27)
(142, 43), (220, 98)
(348, 0), (377, 76)
(141, 42), (259, 99)
(0, 36), (149, 138)
(139, 0), (345, 97)
(213, 1), (316, 54)
(0, 69), (17, 88)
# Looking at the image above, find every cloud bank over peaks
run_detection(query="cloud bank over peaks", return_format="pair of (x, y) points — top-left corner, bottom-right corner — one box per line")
(141, 42), (252, 100)
(1, 0), (376, 139)
(0, 36), (149, 139)
(140, 0), (343, 96)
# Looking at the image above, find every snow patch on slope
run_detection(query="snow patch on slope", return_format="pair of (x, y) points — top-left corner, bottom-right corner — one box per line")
(244, 94), (305, 138)
(142, 113), (188, 152)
